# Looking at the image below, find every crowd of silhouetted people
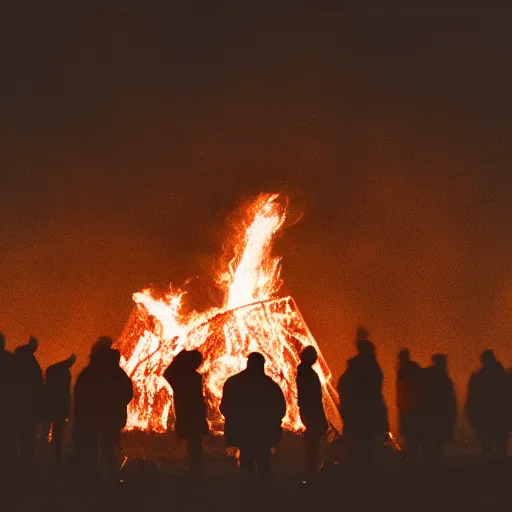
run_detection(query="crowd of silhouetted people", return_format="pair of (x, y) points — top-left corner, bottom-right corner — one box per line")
(1, 327), (512, 486)
(0, 333), (133, 481)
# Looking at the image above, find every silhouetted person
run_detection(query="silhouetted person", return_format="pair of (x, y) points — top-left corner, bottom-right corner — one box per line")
(420, 354), (456, 464)
(0, 333), (17, 473)
(164, 349), (209, 480)
(466, 350), (509, 458)
(396, 349), (423, 461)
(73, 337), (133, 478)
(297, 345), (328, 479)
(45, 354), (76, 464)
(337, 328), (389, 467)
(220, 352), (286, 480)
(14, 336), (44, 467)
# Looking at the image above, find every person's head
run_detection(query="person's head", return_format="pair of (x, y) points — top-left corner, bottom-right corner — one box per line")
(481, 349), (497, 366)
(356, 338), (375, 357)
(247, 352), (265, 373)
(398, 348), (410, 363)
(356, 326), (370, 340)
(187, 349), (203, 371)
(91, 336), (113, 355)
(0, 332), (5, 351)
(90, 336), (114, 363)
(97, 336), (113, 350)
(28, 336), (39, 353)
(66, 354), (77, 368)
(432, 353), (447, 373)
(300, 346), (318, 367)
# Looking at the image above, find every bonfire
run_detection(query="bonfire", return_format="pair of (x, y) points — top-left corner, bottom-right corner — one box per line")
(116, 193), (341, 434)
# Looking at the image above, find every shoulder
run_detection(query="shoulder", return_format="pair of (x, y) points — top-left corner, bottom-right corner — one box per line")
(268, 377), (284, 393)
(77, 365), (94, 381)
(223, 374), (238, 388)
(118, 366), (131, 380)
(469, 371), (479, 383)
(46, 363), (60, 375)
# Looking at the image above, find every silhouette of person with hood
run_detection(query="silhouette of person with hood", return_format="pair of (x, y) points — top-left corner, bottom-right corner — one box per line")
(164, 349), (209, 480)
(73, 337), (133, 478)
(297, 345), (328, 478)
(466, 350), (509, 458)
(396, 348), (423, 461)
(14, 336), (44, 466)
(0, 333), (17, 471)
(45, 354), (76, 464)
(420, 354), (456, 464)
(337, 327), (389, 466)
(220, 352), (286, 480)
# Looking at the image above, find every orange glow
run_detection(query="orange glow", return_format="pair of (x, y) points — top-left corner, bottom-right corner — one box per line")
(387, 431), (401, 451)
(116, 193), (341, 434)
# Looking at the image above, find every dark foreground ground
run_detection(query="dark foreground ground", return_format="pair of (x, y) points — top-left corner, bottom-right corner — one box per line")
(2, 432), (512, 512)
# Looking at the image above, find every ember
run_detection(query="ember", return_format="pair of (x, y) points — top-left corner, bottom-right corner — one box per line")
(116, 193), (341, 434)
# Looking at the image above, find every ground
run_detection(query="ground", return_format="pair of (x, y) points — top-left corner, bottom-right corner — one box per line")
(2, 432), (512, 511)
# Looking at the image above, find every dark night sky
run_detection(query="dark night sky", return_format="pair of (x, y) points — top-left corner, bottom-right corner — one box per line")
(1, 3), (512, 429)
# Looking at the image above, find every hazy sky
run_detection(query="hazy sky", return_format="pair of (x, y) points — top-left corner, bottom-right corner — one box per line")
(1, 3), (511, 429)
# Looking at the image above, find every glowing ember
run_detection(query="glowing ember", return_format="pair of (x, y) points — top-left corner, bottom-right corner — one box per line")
(387, 432), (401, 451)
(116, 193), (341, 434)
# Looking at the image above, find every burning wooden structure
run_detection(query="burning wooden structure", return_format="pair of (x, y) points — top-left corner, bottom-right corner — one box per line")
(116, 193), (341, 433)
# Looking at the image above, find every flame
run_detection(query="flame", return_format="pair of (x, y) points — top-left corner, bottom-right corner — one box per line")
(116, 193), (341, 434)
(387, 432), (401, 451)
(220, 193), (286, 310)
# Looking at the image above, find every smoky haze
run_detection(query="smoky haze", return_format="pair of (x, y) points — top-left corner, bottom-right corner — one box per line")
(1, 4), (511, 431)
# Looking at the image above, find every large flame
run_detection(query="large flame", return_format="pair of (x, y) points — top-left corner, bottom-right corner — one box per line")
(116, 193), (341, 433)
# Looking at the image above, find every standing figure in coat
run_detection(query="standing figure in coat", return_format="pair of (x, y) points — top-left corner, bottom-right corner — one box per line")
(73, 337), (133, 478)
(420, 354), (456, 464)
(337, 328), (389, 467)
(466, 350), (509, 458)
(45, 354), (76, 464)
(396, 349), (423, 461)
(164, 349), (209, 480)
(296, 345), (328, 478)
(220, 352), (286, 480)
